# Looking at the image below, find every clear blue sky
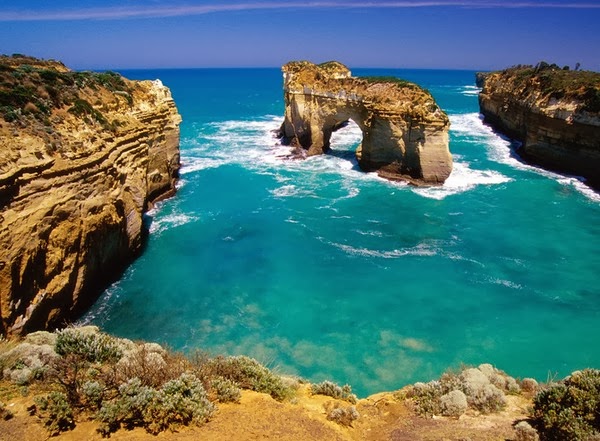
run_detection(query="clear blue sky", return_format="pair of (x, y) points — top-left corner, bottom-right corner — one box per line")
(1, 1), (599, 71)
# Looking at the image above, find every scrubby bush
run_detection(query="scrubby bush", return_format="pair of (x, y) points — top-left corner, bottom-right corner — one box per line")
(34, 391), (75, 436)
(97, 377), (156, 434)
(439, 389), (468, 417)
(202, 355), (292, 401)
(55, 328), (122, 364)
(521, 378), (539, 394)
(311, 380), (357, 404)
(211, 377), (241, 403)
(533, 369), (600, 441)
(460, 368), (507, 413)
(97, 373), (214, 436)
(115, 343), (187, 388)
(326, 404), (359, 427)
(144, 373), (214, 434)
(515, 421), (540, 441)
(408, 364), (513, 417)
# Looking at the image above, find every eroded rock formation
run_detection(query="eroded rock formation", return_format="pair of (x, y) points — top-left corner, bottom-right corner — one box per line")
(478, 63), (600, 190)
(0, 56), (181, 335)
(279, 61), (452, 185)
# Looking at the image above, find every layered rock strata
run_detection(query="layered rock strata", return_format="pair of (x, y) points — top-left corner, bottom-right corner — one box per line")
(279, 61), (452, 185)
(0, 56), (181, 335)
(478, 63), (600, 189)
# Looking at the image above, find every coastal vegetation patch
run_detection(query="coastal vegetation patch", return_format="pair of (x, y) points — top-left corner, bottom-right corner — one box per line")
(0, 54), (132, 132)
(1, 327), (599, 439)
(487, 62), (600, 113)
(0, 326), (296, 436)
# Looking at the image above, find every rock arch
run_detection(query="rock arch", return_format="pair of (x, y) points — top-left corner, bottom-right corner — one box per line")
(279, 61), (452, 185)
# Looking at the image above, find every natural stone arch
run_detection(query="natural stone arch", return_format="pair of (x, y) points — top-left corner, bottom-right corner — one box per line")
(279, 61), (452, 185)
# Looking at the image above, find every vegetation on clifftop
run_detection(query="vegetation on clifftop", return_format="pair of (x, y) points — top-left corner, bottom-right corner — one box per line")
(1, 326), (599, 439)
(0, 54), (132, 131)
(486, 62), (600, 113)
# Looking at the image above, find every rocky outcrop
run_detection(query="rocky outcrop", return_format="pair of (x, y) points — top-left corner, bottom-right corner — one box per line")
(478, 63), (600, 190)
(279, 61), (452, 185)
(0, 56), (181, 335)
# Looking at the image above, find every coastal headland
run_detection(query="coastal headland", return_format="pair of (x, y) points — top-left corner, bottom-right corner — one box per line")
(0, 55), (181, 335)
(478, 62), (600, 190)
(279, 61), (453, 186)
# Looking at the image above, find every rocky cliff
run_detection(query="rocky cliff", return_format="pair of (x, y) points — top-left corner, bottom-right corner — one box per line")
(478, 63), (600, 189)
(0, 55), (181, 335)
(279, 61), (452, 185)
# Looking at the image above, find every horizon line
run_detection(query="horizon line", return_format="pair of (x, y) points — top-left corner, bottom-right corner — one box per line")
(2, 1), (600, 22)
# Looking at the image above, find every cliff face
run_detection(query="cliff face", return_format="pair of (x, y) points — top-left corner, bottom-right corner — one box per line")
(478, 64), (600, 189)
(279, 61), (452, 185)
(0, 56), (181, 335)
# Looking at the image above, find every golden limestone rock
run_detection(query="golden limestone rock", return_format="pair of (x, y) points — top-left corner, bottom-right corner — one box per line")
(279, 61), (452, 185)
(0, 55), (181, 335)
(478, 62), (600, 190)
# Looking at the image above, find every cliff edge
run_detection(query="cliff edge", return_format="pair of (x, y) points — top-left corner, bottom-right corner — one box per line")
(478, 63), (600, 190)
(279, 61), (452, 185)
(0, 55), (181, 335)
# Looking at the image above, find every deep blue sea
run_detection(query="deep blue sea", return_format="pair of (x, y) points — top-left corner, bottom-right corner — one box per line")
(82, 68), (600, 397)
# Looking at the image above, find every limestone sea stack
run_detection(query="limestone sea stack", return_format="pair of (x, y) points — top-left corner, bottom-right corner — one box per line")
(478, 63), (600, 190)
(279, 61), (452, 185)
(0, 55), (182, 335)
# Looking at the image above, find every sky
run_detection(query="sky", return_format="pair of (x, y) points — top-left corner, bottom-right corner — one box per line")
(0, 1), (599, 70)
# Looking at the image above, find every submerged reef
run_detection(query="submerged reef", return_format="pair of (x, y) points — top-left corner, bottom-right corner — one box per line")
(0, 55), (181, 335)
(478, 62), (600, 190)
(279, 61), (452, 185)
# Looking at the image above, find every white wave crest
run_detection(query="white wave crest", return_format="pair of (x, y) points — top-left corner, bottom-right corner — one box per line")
(149, 212), (199, 234)
(413, 161), (511, 200)
(322, 238), (438, 259)
(460, 85), (481, 96)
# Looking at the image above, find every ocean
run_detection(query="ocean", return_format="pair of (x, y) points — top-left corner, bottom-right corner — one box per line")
(82, 67), (600, 397)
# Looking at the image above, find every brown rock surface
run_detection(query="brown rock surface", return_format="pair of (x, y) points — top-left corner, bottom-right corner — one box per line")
(0, 56), (181, 335)
(478, 63), (600, 189)
(279, 61), (452, 185)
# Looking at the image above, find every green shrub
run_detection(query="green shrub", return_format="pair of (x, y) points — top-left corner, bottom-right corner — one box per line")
(34, 391), (75, 435)
(211, 377), (241, 403)
(96, 377), (156, 434)
(202, 355), (291, 401)
(55, 328), (122, 364)
(144, 373), (214, 434)
(533, 369), (600, 441)
(98, 373), (214, 436)
(311, 380), (357, 404)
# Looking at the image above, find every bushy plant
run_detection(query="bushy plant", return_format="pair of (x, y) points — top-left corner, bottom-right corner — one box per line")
(202, 355), (291, 401)
(211, 377), (241, 403)
(439, 389), (468, 417)
(34, 391), (75, 435)
(533, 369), (600, 441)
(144, 373), (214, 434)
(97, 377), (156, 434)
(408, 364), (511, 417)
(311, 380), (357, 404)
(55, 328), (122, 364)
(326, 404), (359, 427)
(98, 373), (214, 435)
(409, 381), (443, 416)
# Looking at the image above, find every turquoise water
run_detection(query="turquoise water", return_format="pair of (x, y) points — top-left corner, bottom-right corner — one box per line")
(83, 68), (600, 397)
